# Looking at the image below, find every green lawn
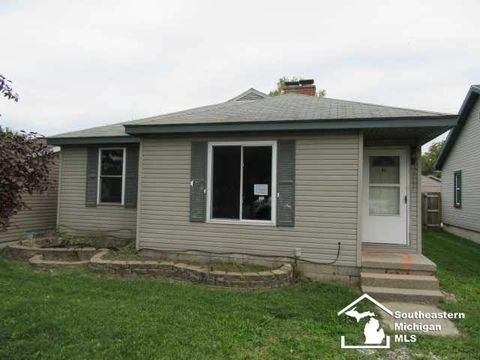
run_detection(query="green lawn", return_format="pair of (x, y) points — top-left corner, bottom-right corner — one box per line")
(0, 230), (479, 359)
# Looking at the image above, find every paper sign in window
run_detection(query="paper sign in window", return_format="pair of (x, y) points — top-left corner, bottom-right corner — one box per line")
(254, 184), (268, 196)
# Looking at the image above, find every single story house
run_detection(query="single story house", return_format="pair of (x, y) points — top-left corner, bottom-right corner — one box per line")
(435, 85), (480, 244)
(48, 80), (457, 296)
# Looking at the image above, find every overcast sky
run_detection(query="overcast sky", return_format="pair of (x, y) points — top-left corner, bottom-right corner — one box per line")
(1, 0), (478, 148)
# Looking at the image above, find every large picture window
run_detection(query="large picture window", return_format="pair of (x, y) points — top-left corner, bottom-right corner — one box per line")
(98, 148), (125, 204)
(208, 142), (276, 224)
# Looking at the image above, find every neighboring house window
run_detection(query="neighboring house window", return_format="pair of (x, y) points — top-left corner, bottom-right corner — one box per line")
(98, 148), (125, 204)
(454, 170), (462, 208)
(207, 141), (277, 224)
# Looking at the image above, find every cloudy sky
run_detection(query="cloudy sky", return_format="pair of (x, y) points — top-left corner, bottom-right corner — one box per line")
(1, 0), (478, 147)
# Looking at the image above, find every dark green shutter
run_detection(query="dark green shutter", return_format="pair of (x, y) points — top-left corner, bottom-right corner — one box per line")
(124, 146), (139, 208)
(277, 140), (295, 227)
(85, 147), (99, 207)
(458, 172), (462, 206)
(190, 141), (208, 222)
(454, 171), (462, 208)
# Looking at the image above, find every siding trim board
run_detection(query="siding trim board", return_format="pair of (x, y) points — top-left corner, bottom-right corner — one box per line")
(356, 132), (364, 266)
(135, 140), (144, 250)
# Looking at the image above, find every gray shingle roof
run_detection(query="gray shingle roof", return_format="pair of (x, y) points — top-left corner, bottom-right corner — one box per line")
(51, 122), (129, 138)
(128, 92), (447, 126)
(50, 89), (451, 139)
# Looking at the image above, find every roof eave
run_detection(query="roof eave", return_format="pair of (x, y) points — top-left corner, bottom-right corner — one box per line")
(47, 136), (140, 146)
(124, 116), (457, 136)
(435, 86), (480, 170)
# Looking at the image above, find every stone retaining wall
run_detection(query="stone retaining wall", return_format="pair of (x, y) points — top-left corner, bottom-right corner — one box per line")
(29, 254), (90, 271)
(90, 250), (293, 289)
(4, 240), (97, 261)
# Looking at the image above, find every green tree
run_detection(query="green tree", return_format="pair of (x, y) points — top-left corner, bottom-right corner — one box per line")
(1, 75), (55, 231)
(268, 76), (326, 97)
(421, 141), (444, 177)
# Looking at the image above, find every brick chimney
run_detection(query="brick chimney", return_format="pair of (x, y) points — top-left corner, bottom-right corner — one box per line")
(283, 79), (316, 96)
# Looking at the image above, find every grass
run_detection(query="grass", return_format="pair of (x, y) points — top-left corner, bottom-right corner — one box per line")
(0, 229), (479, 359)
(409, 228), (480, 359)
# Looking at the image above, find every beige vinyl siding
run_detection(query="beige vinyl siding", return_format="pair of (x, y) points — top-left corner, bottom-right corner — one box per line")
(57, 147), (137, 238)
(0, 154), (59, 244)
(442, 99), (480, 233)
(138, 133), (360, 267)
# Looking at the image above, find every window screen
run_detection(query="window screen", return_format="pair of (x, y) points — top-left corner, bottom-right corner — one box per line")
(369, 156), (400, 216)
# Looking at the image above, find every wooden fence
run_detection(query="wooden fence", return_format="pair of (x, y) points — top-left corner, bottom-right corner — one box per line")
(422, 192), (442, 228)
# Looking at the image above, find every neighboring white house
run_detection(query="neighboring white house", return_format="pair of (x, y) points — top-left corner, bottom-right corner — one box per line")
(436, 85), (480, 243)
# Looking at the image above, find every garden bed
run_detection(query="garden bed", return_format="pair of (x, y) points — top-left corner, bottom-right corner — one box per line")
(4, 237), (97, 261)
(29, 254), (90, 271)
(3, 238), (293, 289)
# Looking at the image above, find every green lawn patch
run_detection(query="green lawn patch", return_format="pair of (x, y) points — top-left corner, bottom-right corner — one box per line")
(0, 229), (479, 359)
(0, 258), (366, 359)
(408, 229), (480, 359)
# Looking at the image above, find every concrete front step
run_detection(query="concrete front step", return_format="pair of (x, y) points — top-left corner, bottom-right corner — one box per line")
(360, 272), (440, 290)
(361, 285), (444, 304)
(362, 268), (434, 276)
(362, 253), (437, 275)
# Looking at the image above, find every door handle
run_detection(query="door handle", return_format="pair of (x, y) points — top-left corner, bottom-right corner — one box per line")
(404, 195), (408, 204)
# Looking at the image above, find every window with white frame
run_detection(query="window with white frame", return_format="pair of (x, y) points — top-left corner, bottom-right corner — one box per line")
(98, 148), (125, 204)
(208, 142), (276, 223)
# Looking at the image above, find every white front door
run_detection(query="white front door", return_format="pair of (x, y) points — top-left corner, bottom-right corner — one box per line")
(362, 149), (408, 245)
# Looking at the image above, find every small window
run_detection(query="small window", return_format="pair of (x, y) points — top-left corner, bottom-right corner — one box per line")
(454, 170), (462, 208)
(98, 148), (125, 204)
(208, 142), (276, 224)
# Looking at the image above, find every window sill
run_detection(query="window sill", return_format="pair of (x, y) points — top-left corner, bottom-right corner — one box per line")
(97, 203), (124, 207)
(207, 219), (276, 226)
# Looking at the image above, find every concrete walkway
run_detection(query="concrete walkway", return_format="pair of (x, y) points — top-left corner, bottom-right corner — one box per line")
(380, 302), (460, 336)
